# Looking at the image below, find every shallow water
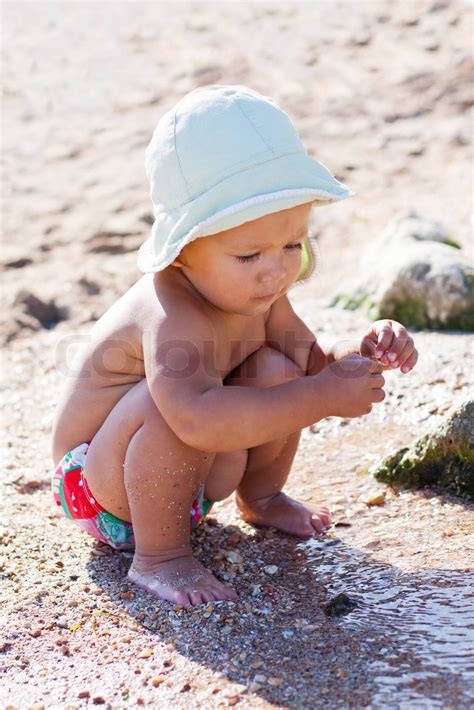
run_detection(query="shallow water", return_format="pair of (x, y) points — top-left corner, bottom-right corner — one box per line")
(306, 538), (474, 708)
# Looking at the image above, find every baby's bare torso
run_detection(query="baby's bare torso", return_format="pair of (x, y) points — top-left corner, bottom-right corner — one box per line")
(52, 272), (267, 465)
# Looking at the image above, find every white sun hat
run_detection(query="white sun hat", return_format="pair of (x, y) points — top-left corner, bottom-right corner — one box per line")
(138, 84), (354, 274)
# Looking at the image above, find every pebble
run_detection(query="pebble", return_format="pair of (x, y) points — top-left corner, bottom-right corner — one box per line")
(225, 550), (243, 564)
(268, 677), (283, 687)
(363, 491), (386, 507)
(151, 676), (166, 687)
(254, 674), (267, 684)
(282, 629), (294, 638)
(263, 565), (279, 575)
(334, 518), (352, 527)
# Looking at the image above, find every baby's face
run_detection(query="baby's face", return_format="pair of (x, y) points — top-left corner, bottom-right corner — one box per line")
(172, 202), (313, 316)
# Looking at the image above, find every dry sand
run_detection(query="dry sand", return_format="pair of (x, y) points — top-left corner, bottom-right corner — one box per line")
(1, 1), (473, 708)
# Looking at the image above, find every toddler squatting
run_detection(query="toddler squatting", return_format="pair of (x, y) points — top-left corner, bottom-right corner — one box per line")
(51, 85), (418, 607)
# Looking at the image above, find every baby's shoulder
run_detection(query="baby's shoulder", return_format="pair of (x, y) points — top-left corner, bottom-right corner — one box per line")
(142, 272), (220, 344)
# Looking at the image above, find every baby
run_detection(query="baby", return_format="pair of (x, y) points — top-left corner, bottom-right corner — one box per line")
(51, 85), (417, 607)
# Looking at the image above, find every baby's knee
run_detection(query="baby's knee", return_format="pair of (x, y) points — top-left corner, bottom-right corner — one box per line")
(244, 346), (304, 388)
(204, 448), (248, 501)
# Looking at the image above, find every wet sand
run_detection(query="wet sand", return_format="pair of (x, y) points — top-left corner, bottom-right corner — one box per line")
(1, 1), (473, 708)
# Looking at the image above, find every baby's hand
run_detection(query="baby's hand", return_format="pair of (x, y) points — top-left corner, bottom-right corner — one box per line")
(360, 320), (418, 374)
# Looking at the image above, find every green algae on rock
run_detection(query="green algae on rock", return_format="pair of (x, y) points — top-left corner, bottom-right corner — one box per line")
(329, 212), (474, 331)
(370, 399), (474, 499)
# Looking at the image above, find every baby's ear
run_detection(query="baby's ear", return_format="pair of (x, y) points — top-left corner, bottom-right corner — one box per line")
(171, 254), (186, 268)
(171, 246), (190, 269)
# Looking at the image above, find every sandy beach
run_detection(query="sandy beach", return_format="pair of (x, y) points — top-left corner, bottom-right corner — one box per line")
(1, 1), (473, 708)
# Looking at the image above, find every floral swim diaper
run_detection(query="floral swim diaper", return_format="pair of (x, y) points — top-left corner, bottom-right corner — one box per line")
(52, 442), (213, 551)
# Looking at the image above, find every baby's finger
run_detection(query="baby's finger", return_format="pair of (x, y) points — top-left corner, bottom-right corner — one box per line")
(370, 373), (385, 389)
(374, 323), (394, 357)
(371, 388), (386, 404)
(368, 358), (384, 374)
(393, 338), (414, 369)
(401, 349), (418, 373)
(386, 330), (409, 365)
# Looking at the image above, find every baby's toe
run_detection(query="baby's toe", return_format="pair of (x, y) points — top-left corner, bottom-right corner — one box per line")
(174, 590), (192, 608)
(320, 509), (332, 526)
(188, 589), (205, 606)
(218, 584), (237, 602)
(310, 514), (329, 534)
(200, 589), (215, 604)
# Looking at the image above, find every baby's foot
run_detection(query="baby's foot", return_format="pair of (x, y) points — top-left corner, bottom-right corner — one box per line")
(128, 553), (237, 607)
(236, 491), (331, 538)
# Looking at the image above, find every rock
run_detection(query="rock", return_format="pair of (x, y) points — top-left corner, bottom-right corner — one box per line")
(323, 593), (358, 617)
(330, 212), (474, 330)
(334, 518), (352, 527)
(371, 399), (473, 499)
(225, 550), (243, 564)
(263, 565), (278, 575)
(362, 491), (386, 507)
(226, 532), (243, 546)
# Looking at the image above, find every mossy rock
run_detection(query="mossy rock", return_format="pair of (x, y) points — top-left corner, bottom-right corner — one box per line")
(330, 212), (474, 331)
(370, 400), (474, 499)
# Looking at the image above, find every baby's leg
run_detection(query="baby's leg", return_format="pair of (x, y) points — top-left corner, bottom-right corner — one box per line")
(83, 379), (237, 606)
(225, 346), (332, 538)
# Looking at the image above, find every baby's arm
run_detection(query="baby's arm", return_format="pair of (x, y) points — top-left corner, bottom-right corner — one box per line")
(143, 301), (383, 453)
(143, 306), (330, 452)
(264, 298), (418, 375)
(263, 294), (354, 375)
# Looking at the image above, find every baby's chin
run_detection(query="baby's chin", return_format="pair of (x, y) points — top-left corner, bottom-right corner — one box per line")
(201, 293), (272, 317)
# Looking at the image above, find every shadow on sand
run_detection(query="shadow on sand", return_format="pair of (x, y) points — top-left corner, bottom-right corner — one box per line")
(87, 514), (474, 709)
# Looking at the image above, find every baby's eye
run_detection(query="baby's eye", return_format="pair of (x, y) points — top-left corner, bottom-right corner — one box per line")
(235, 242), (303, 264)
(236, 253), (259, 263)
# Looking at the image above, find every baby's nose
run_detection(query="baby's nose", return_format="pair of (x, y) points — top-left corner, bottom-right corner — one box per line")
(259, 259), (286, 283)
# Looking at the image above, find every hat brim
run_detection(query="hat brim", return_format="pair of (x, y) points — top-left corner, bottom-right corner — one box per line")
(138, 150), (354, 273)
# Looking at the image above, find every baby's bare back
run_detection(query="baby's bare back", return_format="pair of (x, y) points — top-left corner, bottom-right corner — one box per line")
(51, 271), (267, 465)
